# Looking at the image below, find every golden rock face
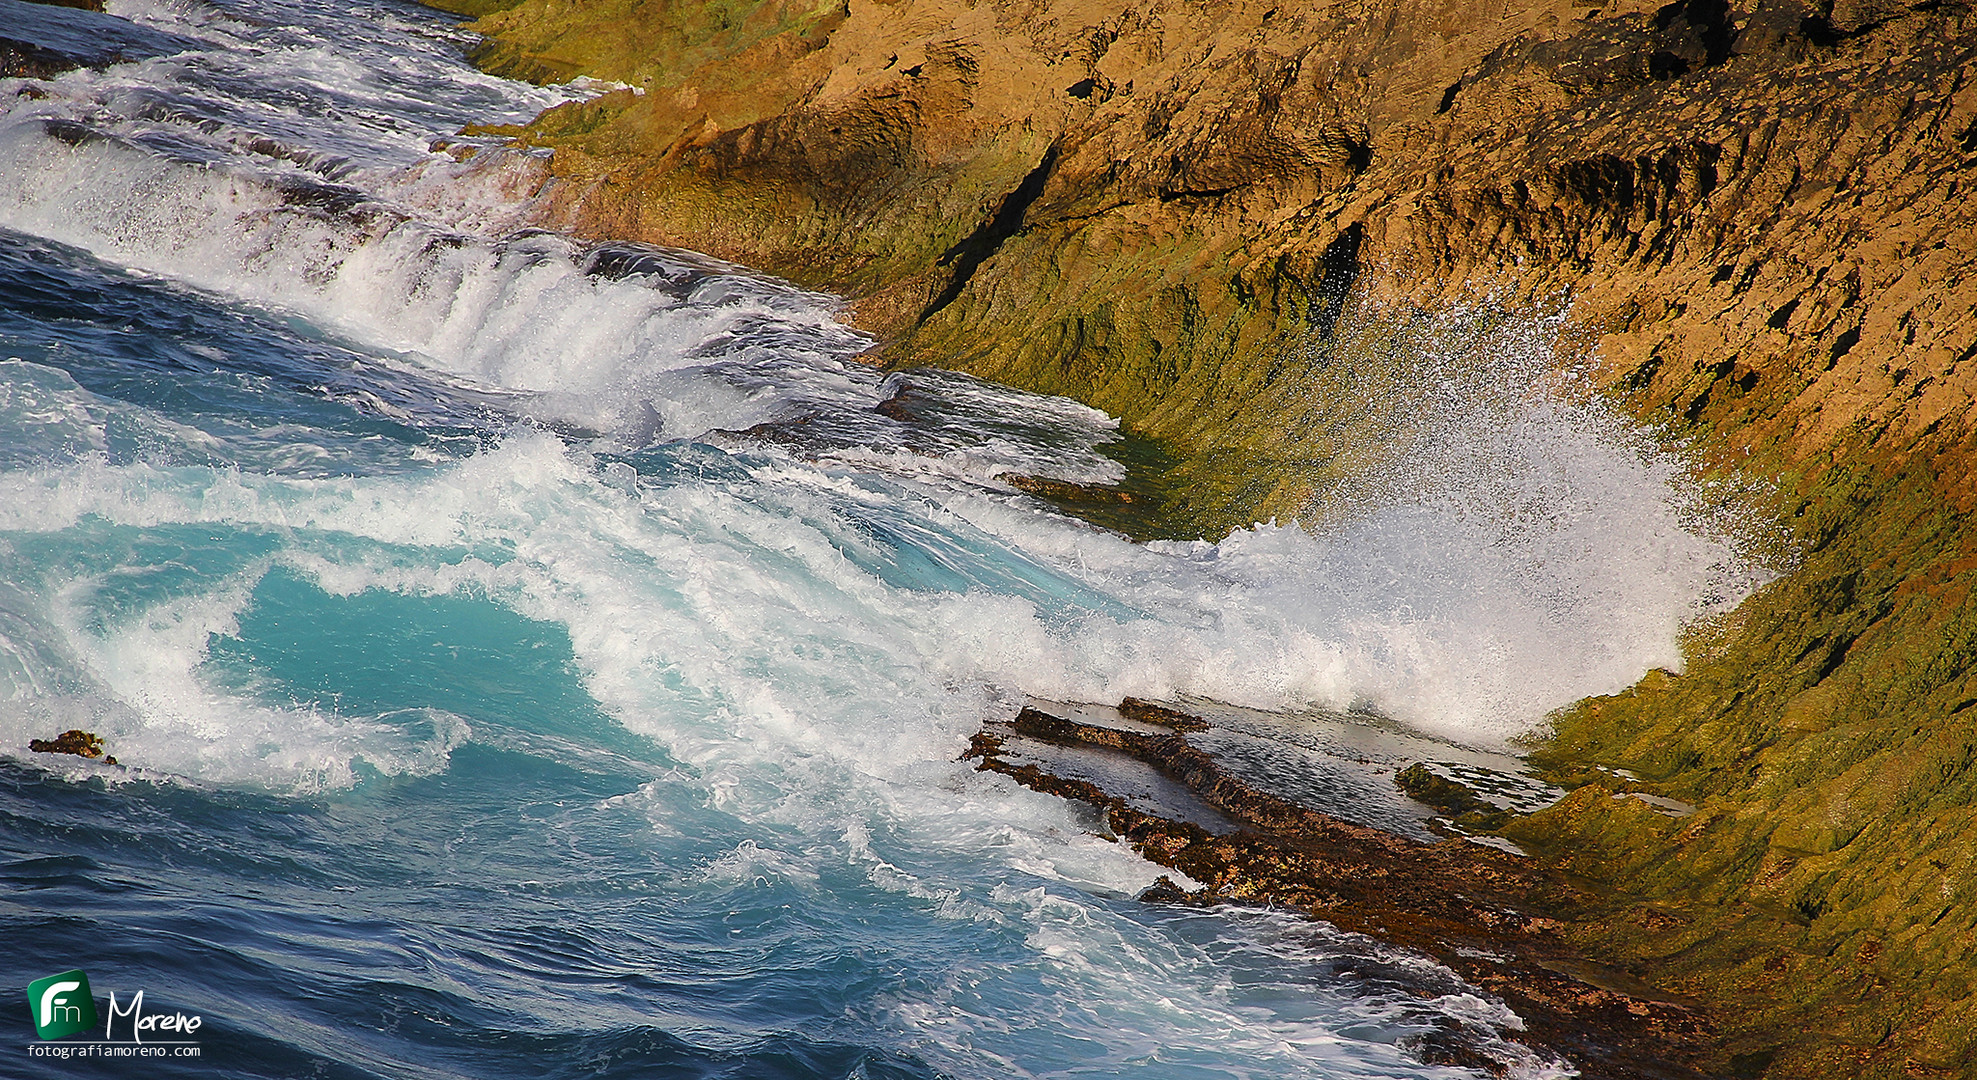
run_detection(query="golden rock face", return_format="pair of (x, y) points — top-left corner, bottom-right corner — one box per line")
(440, 0), (1977, 1071)
(447, 0), (1977, 520)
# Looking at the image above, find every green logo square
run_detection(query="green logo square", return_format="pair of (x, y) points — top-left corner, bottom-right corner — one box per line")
(27, 970), (96, 1040)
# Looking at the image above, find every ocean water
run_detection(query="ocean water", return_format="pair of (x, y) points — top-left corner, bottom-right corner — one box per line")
(0, 2), (1757, 1076)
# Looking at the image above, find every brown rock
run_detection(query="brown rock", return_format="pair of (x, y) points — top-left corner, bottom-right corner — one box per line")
(29, 729), (107, 759)
(1116, 695), (1207, 730)
(998, 473), (1135, 503)
(463, 0), (1977, 527)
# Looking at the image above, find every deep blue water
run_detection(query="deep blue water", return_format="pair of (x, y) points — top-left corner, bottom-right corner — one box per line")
(0, 1), (1757, 1076)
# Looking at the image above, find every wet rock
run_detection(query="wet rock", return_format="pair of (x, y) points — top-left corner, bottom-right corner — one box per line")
(0, 0), (198, 78)
(1137, 874), (1190, 903)
(1396, 762), (1513, 832)
(1405, 1021), (1533, 1077)
(998, 473), (1135, 504)
(29, 729), (117, 766)
(872, 382), (920, 423)
(970, 705), (1711, 1079)
(1116, 696), (1207, 731)
(1, 42), (63, 79)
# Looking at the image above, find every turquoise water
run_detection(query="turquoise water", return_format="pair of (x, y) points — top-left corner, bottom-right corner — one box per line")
(0, 2), (1758, 1076)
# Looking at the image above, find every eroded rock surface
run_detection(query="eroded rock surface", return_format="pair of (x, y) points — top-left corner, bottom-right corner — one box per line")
(444, 0), (1975, 518)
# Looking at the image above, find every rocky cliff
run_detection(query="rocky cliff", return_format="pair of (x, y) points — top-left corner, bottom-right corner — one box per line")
(434, 0), (1977, 1072)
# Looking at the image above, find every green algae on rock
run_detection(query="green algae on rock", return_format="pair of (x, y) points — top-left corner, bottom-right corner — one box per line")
(1396, 763), (1515, 832)
(1510, 439), (1977, 1077)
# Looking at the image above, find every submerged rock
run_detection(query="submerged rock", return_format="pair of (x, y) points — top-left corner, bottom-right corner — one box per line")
(998, 473), (1135, 504)
(28, 729), (117, 766)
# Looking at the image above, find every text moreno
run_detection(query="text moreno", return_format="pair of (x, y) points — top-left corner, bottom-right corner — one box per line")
(104, 991), (202, 1043)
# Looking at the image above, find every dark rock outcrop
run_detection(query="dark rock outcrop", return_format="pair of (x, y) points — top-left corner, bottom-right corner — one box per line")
(29, 729), (116, 766)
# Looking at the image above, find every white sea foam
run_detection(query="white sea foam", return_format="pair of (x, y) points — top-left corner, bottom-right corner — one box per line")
(0, 360), (110, 464)
(0, 16), (1130, 479)
(0, 397), (1747, 794)
(0, 128), (825, 437)
(0, 558), (469, 792)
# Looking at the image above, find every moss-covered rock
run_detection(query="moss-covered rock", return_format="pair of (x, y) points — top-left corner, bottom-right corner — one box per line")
(1509, 428), (1977, 1077)
(1396, 763), (1515, 832)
